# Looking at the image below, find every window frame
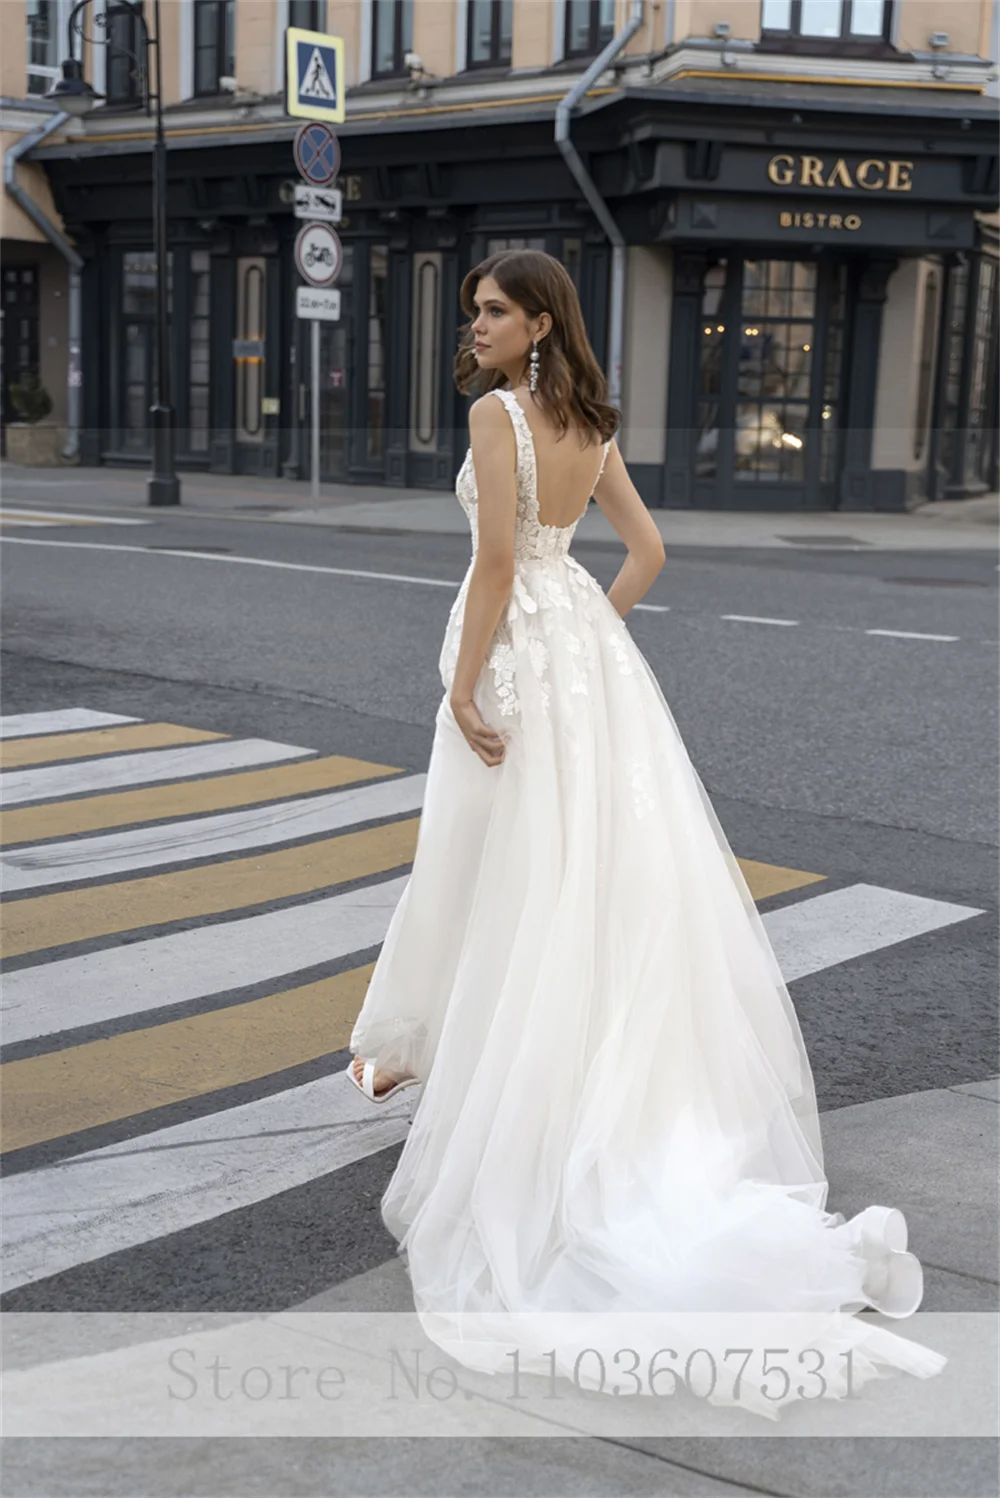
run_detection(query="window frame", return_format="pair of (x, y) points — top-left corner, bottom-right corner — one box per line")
(759, 0), (897, 57)
(465, 0), (513, 71)
(104, 0), (146, 109)
(563, 0), (616, 61)
(288, 1), (325, 31)
(371, 0), (413, 79)
(192, 0), (235, 98)
(26, 0), (72, 97)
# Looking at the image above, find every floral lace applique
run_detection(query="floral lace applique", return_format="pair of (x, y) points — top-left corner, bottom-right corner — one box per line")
(626, 756), (658, 820)
(488, 638), (519, 717)
(607, 628), (634, 676)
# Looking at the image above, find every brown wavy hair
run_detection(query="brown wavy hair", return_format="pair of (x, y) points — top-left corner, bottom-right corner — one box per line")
(454, 249), (620, 443)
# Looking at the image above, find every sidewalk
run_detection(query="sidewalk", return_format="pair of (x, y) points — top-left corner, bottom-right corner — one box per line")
(2, 461), (997, 551)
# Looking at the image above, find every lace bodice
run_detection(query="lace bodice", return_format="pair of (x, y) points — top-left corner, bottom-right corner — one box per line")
(455, 388), (609, 563)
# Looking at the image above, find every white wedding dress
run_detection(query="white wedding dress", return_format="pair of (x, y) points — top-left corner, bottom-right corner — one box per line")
(349, 388), (948, 1419)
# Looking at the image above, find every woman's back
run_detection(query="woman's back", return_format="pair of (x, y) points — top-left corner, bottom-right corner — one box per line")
(509, 389), (606, 531)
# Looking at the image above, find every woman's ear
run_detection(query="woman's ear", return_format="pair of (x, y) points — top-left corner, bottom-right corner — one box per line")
(535, 311), (553, 342)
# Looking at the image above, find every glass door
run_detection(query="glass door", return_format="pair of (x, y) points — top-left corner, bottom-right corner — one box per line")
(693, 256), (848, 509)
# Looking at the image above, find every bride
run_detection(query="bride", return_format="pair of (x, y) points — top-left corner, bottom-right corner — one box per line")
(346, 249), (947, 1418)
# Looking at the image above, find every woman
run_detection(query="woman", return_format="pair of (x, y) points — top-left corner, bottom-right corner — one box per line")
(346, 250), (947, 1417)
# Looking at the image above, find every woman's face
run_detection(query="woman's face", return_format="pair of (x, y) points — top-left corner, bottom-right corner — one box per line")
(469, 275), (536, 374)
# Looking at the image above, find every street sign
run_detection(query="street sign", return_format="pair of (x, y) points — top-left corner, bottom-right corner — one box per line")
(293, 122), (341, 186)
(286, 28), (345, 124)
(293, 183), (342, 222)
(295, 222), (343, 287)
(296, 286), (341, 321)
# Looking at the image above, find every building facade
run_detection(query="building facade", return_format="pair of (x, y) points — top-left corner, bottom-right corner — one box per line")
(2, 0), (998, 508)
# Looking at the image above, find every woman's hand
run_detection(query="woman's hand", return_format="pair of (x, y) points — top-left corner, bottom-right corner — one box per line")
(450, 695), (507, 768)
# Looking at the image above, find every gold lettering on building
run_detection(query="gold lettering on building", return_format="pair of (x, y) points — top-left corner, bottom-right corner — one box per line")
(768, 154), (914, 192)
(779, 211), (862, 231)
(856, 159), (886, 190)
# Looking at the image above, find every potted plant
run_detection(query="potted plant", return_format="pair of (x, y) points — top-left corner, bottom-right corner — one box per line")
(5, 371), (66, 465)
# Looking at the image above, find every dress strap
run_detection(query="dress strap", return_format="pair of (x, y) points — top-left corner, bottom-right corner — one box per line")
(597, 439), (611, 483)
(486, 388), (537, 495)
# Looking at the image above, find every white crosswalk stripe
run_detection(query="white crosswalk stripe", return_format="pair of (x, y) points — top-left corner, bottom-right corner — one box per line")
(0, 709), (140, 740)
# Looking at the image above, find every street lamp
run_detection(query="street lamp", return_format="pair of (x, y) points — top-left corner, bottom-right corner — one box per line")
(48, 0), (180, 506)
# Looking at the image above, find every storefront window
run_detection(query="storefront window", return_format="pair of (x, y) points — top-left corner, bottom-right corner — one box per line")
(120, 250), (173, 452)
(367, 245), (389, 463)
(695, 262), (726, 479)
(966, 259), (999, 480)
(734, 260), (816, 483)
(938, 261), (969, 478)
(188, 250), (211, 454)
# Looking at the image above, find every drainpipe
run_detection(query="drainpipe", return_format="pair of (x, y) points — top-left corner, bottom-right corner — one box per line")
(555, 0), (644, 409)
(4, 110), (83, 462)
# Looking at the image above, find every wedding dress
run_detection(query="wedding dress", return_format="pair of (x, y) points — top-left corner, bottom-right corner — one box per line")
(348, 387), (948, 1419)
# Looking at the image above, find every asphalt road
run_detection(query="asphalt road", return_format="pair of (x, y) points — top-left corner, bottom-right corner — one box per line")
(1, 507), (997, 1495)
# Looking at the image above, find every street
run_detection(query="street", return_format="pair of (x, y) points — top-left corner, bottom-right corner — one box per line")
(1, 473), (998, 1495)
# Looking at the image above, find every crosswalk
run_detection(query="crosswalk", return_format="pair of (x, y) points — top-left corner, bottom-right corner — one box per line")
(0, 508), (150, 529)
(0, 705), (985, 1298)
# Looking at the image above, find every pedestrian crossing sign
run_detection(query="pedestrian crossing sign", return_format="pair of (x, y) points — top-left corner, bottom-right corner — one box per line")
(285, 27), (345, 124)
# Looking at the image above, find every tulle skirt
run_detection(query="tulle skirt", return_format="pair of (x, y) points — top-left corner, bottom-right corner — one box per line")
(349, 552), (947, 1419)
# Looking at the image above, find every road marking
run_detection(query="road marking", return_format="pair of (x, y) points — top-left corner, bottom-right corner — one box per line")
(865, 629), (960, 642)
(0, 1069), (411, 1294)
(1, 738), (314, 807)
(1, 753), (405, 846)
(0, 709), (140, 740)
(2, 536), (460, 590)
(765, 883), (984, 983)
(1, 879), (985, 1287)
(1, 875), (410, 1044)
(722, 614), (800, 627)
(1, 969), (373, 1151)
(2, 834), (815, 959)
(1, 721), (225, 770)
(4, 819), (421, 957)
(1, 774), (427, 892)
(0, 509), (151, 527)
(634, 603), (670, 613)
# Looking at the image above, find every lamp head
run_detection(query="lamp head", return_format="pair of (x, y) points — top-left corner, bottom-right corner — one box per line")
(46, 57), (104, 116)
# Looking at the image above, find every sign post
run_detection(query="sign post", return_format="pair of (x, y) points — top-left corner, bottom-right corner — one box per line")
(287, 35), (344, 502)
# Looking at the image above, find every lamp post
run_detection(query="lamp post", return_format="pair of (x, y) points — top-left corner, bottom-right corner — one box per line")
(47, 0), (180, 505)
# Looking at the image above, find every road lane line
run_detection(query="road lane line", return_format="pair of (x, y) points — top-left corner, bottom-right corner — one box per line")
(1, 738), (314, 807)
(1, 874), (410, 1044)
(1, 968), (373, 1151)
(721, 614), (800, 626)
(765, 883), (984, 983)
(0, 710), (140, 740)
(1, 753), (406, 846)
(0, 509), (151, 527)
(865, 629), (960, 642)
(2, 774), (426, 892)
(1, 536), (460, 589)
(4, 818), (421, 957)
(1, 722), (226, 770)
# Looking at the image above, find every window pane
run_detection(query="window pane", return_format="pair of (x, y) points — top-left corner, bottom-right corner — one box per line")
(761, 0), (792, 27)
(367, 245), (388, 463)
(189, 250), (211, 453)
(26, 0), (57, 71)
(800, 1), (845, 37)
(289, 1), (321, 28)
(372, 0), (395, 73)
(566, 0), (591, 54)
(598, 0), (616, 39)
(469, 0), (493, 63)
(223, 0), (235, 75)
(499, 0), (513, 57)
(849, 0), (885, 36)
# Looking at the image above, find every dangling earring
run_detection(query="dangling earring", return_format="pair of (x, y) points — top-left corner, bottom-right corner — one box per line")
(528, 338), (540, 394)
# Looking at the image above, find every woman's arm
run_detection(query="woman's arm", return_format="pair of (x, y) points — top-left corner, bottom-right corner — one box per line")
(592, 441), (667, 619)
(449, 397), (517, 765)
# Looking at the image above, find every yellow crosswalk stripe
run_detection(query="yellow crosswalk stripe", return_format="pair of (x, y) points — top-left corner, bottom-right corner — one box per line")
(0, 722), (225, 769)
(0, 968), (372, 1151)
(737, 858), (826, 901)
(0, 754), (404, 846)
(2, 819), (421, 957)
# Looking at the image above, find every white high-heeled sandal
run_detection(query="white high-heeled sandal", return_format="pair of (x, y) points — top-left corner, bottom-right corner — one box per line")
(345, 1058), (421, 1106)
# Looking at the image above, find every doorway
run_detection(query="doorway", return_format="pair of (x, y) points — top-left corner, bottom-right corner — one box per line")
(690, 256), (849, 509)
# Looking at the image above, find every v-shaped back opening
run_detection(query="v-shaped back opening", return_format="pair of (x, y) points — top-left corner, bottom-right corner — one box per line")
(493, 388), (607, 532)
